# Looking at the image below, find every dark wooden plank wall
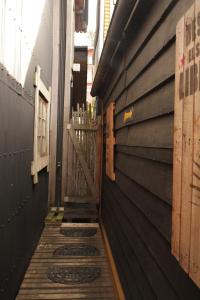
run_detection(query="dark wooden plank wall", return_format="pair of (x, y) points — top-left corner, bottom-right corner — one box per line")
(101, 0), (200, 299)
(72, 47), (88, 109)
(0, 1), (53, 299)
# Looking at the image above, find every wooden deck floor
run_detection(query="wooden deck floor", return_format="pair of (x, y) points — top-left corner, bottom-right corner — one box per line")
(16, 222), (118, 300)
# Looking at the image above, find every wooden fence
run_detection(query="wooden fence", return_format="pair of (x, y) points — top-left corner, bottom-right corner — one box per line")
(65, 105), (102, 203)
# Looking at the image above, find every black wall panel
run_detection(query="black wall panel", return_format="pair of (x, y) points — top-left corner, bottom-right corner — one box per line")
(0, 1), (53, 299)
(55, 0), (67, 206)
(73, 47), (88, 109)
(100, 0), (200, 299)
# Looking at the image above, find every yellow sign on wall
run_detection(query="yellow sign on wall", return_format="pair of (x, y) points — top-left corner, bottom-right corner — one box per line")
(123, 107), (134, 123)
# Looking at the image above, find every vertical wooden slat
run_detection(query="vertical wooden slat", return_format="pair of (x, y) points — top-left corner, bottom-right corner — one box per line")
(96, 116), (103, 203)
(173, 4), (200, 287)
(65, 105), (101, 201)
(32, 66), (40, 184)
(106, 102), (115, 181)
(66, 130), (73, 196)
(179, 5), (195, 273)
(172, 16), (185, 260)
(69, 126), (98, 199)
(189, 0), (200, 287)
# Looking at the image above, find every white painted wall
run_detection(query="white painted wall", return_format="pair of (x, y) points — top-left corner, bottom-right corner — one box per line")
(0, 0), (46, 85)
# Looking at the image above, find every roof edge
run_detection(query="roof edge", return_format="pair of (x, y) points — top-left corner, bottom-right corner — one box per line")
(91, 0), (139, 97)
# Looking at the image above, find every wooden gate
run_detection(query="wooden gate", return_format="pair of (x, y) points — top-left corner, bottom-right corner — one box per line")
(65, 105), (102, 203)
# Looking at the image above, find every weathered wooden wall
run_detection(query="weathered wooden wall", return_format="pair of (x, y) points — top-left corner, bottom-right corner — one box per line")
(72, 47), (88, 109)
(100, 0), (200, 299)
(0, 1), (53, 299)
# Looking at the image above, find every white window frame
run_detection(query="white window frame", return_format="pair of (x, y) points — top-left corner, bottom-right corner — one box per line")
(31, 65), (51, 184)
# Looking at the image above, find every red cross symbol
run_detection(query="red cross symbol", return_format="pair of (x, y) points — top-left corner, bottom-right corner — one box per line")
(180, 55), (185, 67)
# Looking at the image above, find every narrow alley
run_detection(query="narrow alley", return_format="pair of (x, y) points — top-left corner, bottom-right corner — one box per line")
(1, 1), (200, 300)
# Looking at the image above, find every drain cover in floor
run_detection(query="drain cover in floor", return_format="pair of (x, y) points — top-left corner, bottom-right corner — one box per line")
(47, 266), (101, 284)
(60, 227), (97, 237)
(53, 244), (100, 256)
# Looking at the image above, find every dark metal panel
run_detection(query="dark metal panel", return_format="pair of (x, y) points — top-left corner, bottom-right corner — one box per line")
(0, 0), (53, 299)
(55, 0), (67, 207)
(0, 78), (49, 299)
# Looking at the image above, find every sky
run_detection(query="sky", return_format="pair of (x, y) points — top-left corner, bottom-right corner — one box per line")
(88, 0), (98, 31)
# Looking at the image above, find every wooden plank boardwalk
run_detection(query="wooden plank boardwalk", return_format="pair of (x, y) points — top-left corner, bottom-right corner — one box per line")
(64, 203), (99, 223)
(16, 222), (118, 300)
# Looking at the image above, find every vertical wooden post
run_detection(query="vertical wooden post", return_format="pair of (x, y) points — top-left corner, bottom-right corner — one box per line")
(32, 66), (40, 184)
(98, 100), (104, 216)
(179, 5), (195, 273)
(61, 0), (74, 205)
(189, 0), (200, 287)
(96, 115), (103, 203)
(173, 2), (200, 288)
(48, 0), (60, 207)
(172, 16), (185, 260)
(106, 101), (115, 181)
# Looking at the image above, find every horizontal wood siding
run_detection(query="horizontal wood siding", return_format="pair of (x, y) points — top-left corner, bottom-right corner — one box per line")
(101, 0), (200, 299)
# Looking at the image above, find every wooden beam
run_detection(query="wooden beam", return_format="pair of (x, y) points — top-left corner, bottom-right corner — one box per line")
(106, 102), (116, 181)
(172, 3), (200, 288)
(179, 4), (195, 273)
(172, 16), (185, 260)
(32, 66), (51, 184)
(64, 196), (96, 203)
(189, 0), (200, 287)
(96, 116), (103, 203)
(73, 124), (98, 131)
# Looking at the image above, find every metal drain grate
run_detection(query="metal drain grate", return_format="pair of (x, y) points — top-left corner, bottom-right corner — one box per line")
(60, 228), (97, 237)
(53, 244), (100, 256)
(47, 266), (101, 284)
